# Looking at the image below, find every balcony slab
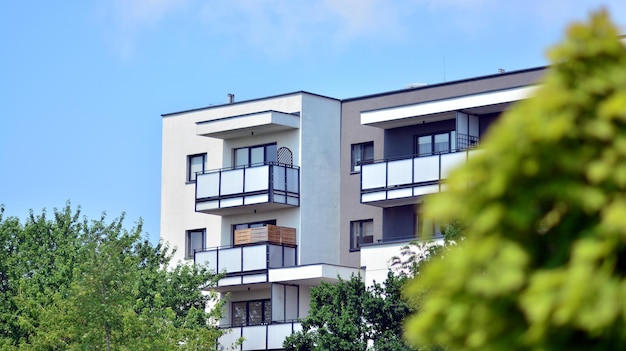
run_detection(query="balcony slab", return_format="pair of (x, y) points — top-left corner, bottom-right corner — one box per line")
(197, 110), (299, 139)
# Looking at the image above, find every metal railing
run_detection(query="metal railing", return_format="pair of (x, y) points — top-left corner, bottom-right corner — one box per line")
(361, 149), (476, 202)
(218, 320), (302, 351)
(195, 162), (300, 211)
(194, 242), (297, 275)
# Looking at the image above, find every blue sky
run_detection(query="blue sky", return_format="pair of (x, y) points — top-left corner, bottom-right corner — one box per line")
(1, 1), (624, 245)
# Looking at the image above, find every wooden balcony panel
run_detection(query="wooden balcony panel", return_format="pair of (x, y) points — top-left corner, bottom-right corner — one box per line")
(234, 225), (297, 246)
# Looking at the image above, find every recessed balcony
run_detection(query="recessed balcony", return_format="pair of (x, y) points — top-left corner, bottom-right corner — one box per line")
(360, 149), (477, 207)
(361, 86), (535, 129)
(195, 163), (300, 216)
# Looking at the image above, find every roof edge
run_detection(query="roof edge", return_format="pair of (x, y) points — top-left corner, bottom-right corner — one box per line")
(341, 66), (547, 102)
(161, 91), (339, 117)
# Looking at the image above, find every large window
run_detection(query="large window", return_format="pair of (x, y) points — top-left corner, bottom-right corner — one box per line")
(233, 219), (277, 233)
(232, 299), (271, 326)
(350, 219), (374, 250)
(234, 143), (277, 168)
(187, 153), (206, 182)
(186, 229), (205, 259)
(415, 131), (456, 156)
(351, 142), (374, 173)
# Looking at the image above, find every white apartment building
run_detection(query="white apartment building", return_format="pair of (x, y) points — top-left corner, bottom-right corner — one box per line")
(160, 67), (546, 350)
(161, 92), (361, 350)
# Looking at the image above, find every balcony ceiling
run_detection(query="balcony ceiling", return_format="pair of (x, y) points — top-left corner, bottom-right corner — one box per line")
(362, 194), (427, 208)
(361, 86), (536, 129)
(196, 110), (300, 139)
(196, 201), (297, 216)
(268, 264), (362, 286)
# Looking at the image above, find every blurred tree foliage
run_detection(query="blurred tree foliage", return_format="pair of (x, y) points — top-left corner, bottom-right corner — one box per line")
(404, 10), (626, 350)
(0, 203), (224, 350)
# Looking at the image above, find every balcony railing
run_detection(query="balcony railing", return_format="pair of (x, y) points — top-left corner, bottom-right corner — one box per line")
(361, 149), (477, 206)
(195, 162), (300, 215)
(218, 320), (302, 351)
(195, 242), (297, 286)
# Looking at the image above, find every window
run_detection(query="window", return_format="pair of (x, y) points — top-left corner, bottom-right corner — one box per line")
(350, 219), (373, 250)
(186, 229), (205, 259)
(415, 131), (456, 156)
(351, 142), (374, 172)
(233, 219), (277, 233)
(232, 299), (271, 326)
(187, 153), (206, 182)
(234, 143), (277, 168)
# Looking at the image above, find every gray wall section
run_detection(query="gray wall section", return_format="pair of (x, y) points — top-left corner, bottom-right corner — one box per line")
(299, 94), (342, 265)
(340, 102), (384, 267)
(339, 67), (547, 267)
(384, 119), (456, 159)
(382, 205), (415, 241)
(479, 112), (500, 137)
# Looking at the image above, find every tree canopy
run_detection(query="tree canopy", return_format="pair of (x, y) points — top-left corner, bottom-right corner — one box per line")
(404, 10), (626, 350)
(0, 203), (223, 350)
(284, 272), (417, 351)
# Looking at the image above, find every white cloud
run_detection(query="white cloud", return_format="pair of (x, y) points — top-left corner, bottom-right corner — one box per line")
(102, 0), (626, 60)
(103, 0), (191, 58)
(192, 0), (417, 59)
(322, 0), (407, 43)
(115, 0), (189, 28)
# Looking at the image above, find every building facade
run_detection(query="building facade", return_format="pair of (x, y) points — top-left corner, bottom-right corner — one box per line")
(160, 67), (546, 350)
(341, 67), (545, 285)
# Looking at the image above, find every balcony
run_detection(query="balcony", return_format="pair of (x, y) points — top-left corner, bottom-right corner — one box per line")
(194, 240), (297, 287)
(195, 162), (299, 215)
(197, 110), (300, 140)
(218, 321), (302, 351)
(360, 149), (477, 207)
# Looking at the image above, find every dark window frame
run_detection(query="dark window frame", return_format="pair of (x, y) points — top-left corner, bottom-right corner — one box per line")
(350, 141), (374, 173)
(186, 228), (206, 259)
(350, 219), (374, 251)
(187, 153), (207, 182)
(234, 143), (278, 168)
(232, 299), (272, 326)
(414, 131), (456, 156)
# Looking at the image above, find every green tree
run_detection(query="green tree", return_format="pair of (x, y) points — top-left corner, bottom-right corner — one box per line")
(284, 273), (417, 351)
(404, 10), (626, 350)
(0, 204), (224, 350)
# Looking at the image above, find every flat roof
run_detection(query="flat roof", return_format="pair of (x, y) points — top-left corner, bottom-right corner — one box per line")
(162, 90), (339, 117)
(342, 66), (547, 102)
(161, 66), (547, 117)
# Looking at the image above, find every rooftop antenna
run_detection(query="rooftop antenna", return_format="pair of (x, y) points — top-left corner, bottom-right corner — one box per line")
(443, 57), (446, 82)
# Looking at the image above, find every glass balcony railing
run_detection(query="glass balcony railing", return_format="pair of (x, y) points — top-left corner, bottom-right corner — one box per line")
(219, 320), (302, 351)
(360, 149), (477, 205)
(195, 162), (299, 215)
(194, 242), (297, 286)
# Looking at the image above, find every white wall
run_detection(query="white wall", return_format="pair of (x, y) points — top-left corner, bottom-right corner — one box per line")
(160, 112), (223, 263)
(161, 93), (308, 263)
(162, 92), (342, 266)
